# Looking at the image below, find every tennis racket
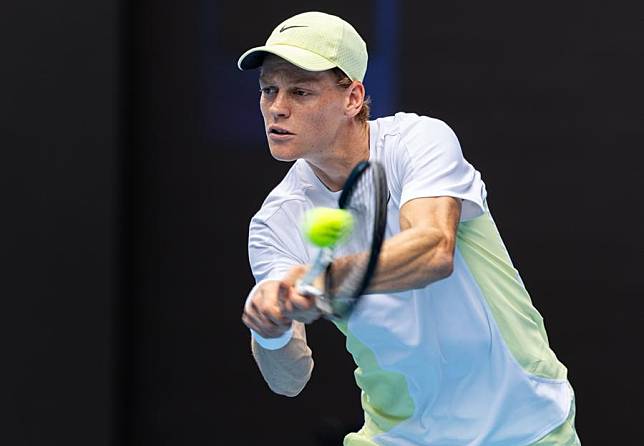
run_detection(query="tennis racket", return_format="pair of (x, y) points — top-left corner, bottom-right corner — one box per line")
(296, 160), (388, 320)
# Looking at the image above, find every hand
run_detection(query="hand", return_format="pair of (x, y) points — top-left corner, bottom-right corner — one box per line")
(280, 265), (323, 324)
(242, 280), (293, 339)
(241, 266), (323, 339)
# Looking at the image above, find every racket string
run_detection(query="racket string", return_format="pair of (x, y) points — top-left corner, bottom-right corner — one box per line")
(326, 167), (378, 305)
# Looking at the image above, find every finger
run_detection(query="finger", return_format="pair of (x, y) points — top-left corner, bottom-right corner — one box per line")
(290, 291), (316, 310)
(242, 311), (290, 338)
(255, 299), (290, 327)
(250, 283), (290, 326)
(241, 312), (264, 333)
(280, 294), (295, 315)
(264, 302), (289, 326)
(244, 302), (274, 327)
(243, 305), (274, 332)
(248, 290), (291, 327)
(290, 307), (322, 324)
(281, 264), (308, 287)
(277, 281), (300, 321)
(277, 280), (291, 305)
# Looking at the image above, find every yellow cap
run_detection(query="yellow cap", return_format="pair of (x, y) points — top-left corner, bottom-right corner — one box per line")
(237, 11), (368, 82)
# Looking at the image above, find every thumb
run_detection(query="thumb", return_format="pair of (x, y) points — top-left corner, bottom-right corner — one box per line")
(277, 280), (292, 304)
(281, 265), (308, 288)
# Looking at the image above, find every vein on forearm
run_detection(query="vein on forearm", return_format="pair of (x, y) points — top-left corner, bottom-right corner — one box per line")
(333, 226), (454, 294)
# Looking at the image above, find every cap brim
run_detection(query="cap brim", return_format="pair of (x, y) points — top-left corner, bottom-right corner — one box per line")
(237, 45), (337, 72)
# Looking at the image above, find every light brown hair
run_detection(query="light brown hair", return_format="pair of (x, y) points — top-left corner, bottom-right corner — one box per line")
(333, 68), (371, 123)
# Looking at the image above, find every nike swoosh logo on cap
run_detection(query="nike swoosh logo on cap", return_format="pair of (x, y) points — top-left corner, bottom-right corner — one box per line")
(280, 25), (308, 32)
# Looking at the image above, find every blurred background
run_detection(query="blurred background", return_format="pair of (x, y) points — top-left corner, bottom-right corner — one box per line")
(2, 1), (643, 445)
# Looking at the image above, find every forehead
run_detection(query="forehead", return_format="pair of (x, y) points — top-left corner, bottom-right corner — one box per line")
(259, 55), (334, 84)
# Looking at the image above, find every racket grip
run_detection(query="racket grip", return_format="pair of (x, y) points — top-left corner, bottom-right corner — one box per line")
(295, 281), (333, 316)
(296, 248), (334, 316)
(299, 248), (332, 287)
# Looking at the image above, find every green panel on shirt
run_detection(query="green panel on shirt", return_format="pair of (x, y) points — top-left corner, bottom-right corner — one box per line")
(456, 203), (568, 380)
(333, 320), (415, 445)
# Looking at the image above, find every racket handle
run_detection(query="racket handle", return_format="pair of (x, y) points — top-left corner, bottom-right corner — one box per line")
(296, 248), (334, 316)
(299, 248), (332, 287)
(295, 280), (333, 316)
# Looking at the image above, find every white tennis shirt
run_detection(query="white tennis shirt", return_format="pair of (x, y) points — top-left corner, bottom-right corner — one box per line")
(248, 113), (573, 445)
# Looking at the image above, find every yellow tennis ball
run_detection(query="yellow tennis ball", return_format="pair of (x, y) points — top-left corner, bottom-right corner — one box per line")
(302, 207), (354, 248)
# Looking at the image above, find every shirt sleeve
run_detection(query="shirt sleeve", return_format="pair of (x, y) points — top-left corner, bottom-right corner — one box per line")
(247, 206), (306, 350)
(248, 203), (307, 283)
(397, 116), (487, 221)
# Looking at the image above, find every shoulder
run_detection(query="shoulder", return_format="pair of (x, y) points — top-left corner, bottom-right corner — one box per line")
(396, 113), (459, 150)
(370, 113), (462, 173)
(370, 113), (460, 163)
(250, 161), (311, 230)
(248, 163), (312, 265)
(372, 112), (456, 140)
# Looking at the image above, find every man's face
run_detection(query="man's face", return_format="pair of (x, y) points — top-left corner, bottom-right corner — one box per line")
(258, 55), (348, 162)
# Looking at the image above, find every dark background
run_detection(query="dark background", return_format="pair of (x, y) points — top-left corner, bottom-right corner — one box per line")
(2, 1), (642, 445)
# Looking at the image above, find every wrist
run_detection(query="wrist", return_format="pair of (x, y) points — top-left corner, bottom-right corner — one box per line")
(251, 326), (294, 350)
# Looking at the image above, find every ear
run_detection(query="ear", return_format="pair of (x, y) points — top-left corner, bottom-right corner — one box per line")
(344, 81), (366, 119)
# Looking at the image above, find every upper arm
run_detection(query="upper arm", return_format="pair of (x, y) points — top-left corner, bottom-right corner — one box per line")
(400, 195), (462, 254)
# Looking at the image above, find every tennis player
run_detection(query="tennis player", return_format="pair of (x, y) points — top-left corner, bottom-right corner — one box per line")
(239, 11), (580, 445)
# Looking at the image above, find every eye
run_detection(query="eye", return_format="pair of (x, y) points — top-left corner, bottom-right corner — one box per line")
(260, 86), (277, 97)
(293, 89), (309, 97)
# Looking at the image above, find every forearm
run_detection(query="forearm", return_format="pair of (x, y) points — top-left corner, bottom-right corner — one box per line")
(251, 321), (313, 397)
(333, 226), (454, 293)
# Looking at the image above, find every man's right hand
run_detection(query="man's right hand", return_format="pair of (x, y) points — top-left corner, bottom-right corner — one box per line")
(242, 280), (293, 339)
(242, 265), (323, 340)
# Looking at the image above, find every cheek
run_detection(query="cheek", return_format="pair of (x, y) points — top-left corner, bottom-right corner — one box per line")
(306, 101), (342, 131)
(259, 101), (269, 120)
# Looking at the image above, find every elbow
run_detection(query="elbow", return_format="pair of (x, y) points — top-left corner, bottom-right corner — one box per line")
(265, 354), (314, 397)
(270, 382), (307, 397)
(421, 229), (456, 284)
(436, 252), (454, 279)
(251, 333), (314, 398)
(418, 251), (454, 288)
(432, 230), (456, 280)
(267, 364), (313, 397)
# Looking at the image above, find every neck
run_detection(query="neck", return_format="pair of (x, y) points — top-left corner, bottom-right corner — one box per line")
(306, 120), (370, 192)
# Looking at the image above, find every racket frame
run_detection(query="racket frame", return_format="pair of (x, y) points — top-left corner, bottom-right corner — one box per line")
(296, 160), (388, 320)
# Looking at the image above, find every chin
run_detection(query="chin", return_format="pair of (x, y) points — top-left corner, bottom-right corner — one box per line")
(271, 154), (298, 162)
(268, 144), (299, 162)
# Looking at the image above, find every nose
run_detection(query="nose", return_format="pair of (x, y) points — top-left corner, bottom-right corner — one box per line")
(269, 91), (290, 119)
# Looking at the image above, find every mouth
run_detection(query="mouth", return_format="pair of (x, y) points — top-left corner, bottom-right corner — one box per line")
(268, 125), (295, 136)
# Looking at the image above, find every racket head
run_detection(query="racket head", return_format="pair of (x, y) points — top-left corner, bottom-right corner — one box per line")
(320, 160), (388, 319)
